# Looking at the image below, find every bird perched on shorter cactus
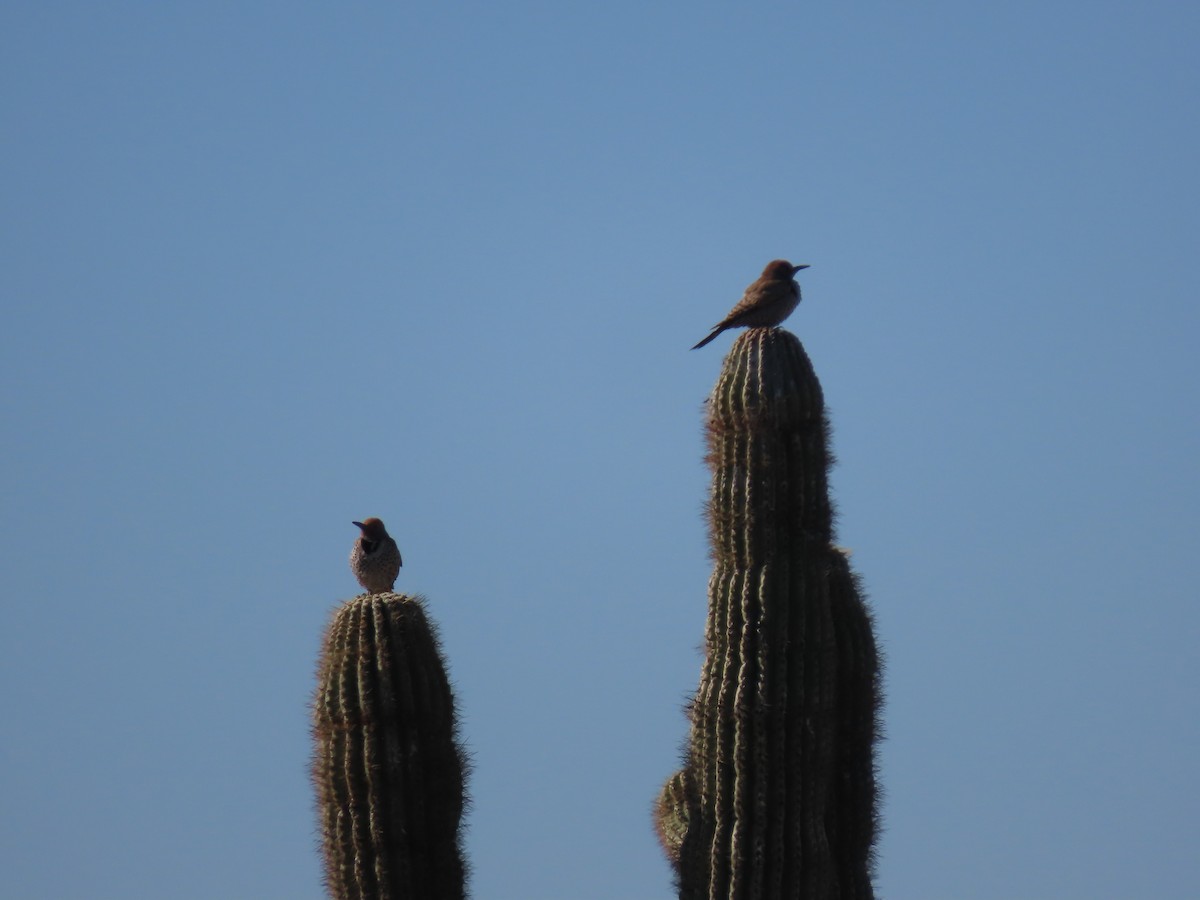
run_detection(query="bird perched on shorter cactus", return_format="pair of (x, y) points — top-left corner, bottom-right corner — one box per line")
(350, 517), (403, 594)
(691, 259), (810, 349)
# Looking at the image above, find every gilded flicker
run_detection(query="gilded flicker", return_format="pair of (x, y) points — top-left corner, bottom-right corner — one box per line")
(691, 259), (810, 349)
(349, 517), (403, 594)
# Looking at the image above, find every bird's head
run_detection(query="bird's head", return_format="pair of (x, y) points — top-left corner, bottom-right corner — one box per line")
(353, 517), (389, 540)
(763, 259), (810, 279)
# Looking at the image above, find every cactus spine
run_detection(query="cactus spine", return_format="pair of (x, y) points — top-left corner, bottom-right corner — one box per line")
(312, 592), (468, 900)
(665, 329), (882, 900)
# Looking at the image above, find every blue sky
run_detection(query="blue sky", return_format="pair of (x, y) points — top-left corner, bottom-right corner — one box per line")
(3, 3), (1197, 898)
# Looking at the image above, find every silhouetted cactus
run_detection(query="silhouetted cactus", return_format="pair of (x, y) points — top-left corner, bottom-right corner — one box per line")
(661, 329), (882, 900)
(312, 592), (468, 900)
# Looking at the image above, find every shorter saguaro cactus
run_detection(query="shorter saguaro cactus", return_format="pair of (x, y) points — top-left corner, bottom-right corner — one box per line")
(312, 592), (468, 900)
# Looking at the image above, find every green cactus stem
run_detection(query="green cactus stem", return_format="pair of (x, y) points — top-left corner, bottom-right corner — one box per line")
(663, 328), (882, 900)
(312, 592), (468, 900)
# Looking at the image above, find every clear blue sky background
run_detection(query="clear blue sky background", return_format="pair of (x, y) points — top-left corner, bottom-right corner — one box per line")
(3, 3), (1197, 898)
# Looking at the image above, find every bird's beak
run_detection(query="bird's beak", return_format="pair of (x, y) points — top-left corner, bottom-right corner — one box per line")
(352, 521), (364, 529)
(794, 264), (811, 272)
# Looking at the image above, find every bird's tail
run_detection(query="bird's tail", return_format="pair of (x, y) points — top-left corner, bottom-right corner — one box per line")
(691, 328), (723, 350)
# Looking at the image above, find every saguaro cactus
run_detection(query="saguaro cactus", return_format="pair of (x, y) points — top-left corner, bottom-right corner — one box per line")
(312, 592), (468, 900)
(662, 329), (882, 900)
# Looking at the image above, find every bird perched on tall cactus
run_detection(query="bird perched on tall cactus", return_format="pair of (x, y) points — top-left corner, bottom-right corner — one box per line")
(312, 592), (468, 900)
(662, 328), (882, 900)
(350, 517), (403, 594)
(691, 260), (810, 350)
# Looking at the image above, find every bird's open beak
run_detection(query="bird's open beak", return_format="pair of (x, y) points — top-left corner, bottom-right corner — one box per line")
(794, 264), (811, 272)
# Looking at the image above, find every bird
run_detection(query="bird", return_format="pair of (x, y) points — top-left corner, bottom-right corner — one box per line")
(350, 517), (403, 594)
(691, 260), (810, 349)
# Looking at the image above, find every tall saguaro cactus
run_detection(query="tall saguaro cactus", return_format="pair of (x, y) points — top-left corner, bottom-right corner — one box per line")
(312, 592), (468, 900)
(661, 329), (882, 900)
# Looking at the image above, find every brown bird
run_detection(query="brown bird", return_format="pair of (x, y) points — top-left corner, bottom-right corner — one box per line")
(691, 260), (810, 349)
(350, 517), (403, 594)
